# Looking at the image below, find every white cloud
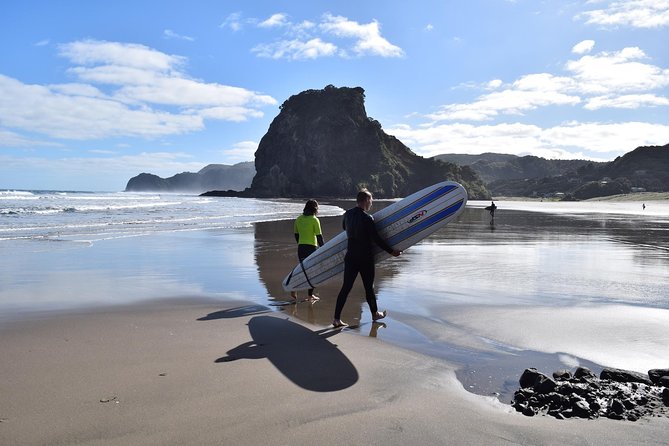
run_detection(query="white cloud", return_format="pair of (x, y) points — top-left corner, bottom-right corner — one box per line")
(541, 121), (669, 152)
(577, 0), (669, 28)
(0, 129), (61, 147)
(222, 140), (258, 161)
(246, 12), (403, 60)
(0, 74), (204, 139)
(387, 121), (669, 159)
(163, 29), (195, 41)
(0, 40), (276, 141)
(572, 39), (595, 54)
(426, 44), (669, 122)
(252, 38), (338, 60)
(59, 40), (185, 72)
(220, 12), (244, 31)
(427, 74), (580, 121)
(259, 13), (290, 28)
(320, 13), (404, 57)
(584, 93), (669, 109)
(566, 47), (669, 95)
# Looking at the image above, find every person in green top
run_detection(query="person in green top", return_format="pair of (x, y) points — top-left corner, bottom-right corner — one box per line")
(291, 199), (324, 301)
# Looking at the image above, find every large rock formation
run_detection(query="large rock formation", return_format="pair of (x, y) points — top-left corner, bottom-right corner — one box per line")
(246, 85), (487, 199)
(126, 162), (254, 193)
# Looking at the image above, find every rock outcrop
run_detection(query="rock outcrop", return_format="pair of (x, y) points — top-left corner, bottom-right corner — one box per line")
(126, 162), (254, 193)
(512, 366), (669, 421)
(243, 85), (488, 199)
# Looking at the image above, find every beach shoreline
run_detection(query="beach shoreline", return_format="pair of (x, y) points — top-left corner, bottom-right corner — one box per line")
(491, 192), (669, 202)
(2, 297), (669, 446)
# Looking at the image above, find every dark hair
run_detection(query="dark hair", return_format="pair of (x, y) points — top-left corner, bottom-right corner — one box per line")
(356, 189), (372, 204)
(303, 199), (319, 216)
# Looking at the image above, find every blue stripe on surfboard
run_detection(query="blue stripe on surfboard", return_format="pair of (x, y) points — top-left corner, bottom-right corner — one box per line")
(376, 184), (457, 230)
(290, 198), (465, 290)
(387, 199), (464, 246)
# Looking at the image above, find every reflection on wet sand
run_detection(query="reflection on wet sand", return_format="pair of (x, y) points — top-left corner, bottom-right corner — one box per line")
(253, 202), (669, 401)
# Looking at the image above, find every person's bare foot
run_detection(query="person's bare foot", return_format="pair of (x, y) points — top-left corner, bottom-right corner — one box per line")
(332, 319), (348, 328)
(290, 291), (298, 301)
(372, 310), (387, 322)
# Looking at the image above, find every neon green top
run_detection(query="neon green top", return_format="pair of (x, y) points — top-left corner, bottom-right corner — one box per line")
(294, 214), (322, 246)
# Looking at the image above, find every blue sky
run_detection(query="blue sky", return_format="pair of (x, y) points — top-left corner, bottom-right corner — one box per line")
(1, 0), (668, 191)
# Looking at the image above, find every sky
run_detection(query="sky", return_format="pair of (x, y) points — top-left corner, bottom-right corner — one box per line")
(1, 0), (669, 191)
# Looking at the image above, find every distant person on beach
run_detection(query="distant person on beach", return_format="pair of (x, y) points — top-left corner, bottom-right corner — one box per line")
(332, 189), (401, 328)
(643, 203), (646, 210)
(487, 200), (497, 223)
(291, 199), (324, 302)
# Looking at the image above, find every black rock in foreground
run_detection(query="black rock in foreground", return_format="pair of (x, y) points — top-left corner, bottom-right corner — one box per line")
(512, 366), (669, 421)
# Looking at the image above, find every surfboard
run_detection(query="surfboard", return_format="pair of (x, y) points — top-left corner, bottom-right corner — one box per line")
(282, 181), (468, 292)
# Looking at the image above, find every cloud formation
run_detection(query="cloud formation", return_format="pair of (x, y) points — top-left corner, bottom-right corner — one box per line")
(0, 40), (276, 141)
(388, 121), (669, 159)
(426, 45), (669, 123)
(241, 12), (404, 60)
(577, 0), (669, 28)
(394, 40), (669, 160)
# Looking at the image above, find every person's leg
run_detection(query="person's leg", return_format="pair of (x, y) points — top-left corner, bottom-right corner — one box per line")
(359, 259), (378, 315)
(333, 259), (358, 321)
(298, 244), (318, 298)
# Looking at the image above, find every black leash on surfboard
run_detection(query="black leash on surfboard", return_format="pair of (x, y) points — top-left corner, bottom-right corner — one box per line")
(283, 258), (315, 290)
(299, 258), (315, 289)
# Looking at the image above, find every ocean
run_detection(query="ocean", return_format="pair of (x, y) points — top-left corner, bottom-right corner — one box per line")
(0, 190), (344, 243)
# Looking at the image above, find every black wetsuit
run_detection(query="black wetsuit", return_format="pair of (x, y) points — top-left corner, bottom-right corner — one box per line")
(334, 206), (394, 320)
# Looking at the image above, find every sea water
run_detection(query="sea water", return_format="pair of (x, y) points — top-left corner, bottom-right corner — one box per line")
(0, 190), (343, 316)
(0, 190), (343, 243)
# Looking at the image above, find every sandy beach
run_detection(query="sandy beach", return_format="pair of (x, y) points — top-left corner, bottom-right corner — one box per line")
(2, 201), (669, 444)
(2, 298), (669, 446)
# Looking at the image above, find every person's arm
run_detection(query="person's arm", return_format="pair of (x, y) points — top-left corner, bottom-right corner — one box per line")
(315, 217), (324, 247)
(294, 219), (299, 244)
(366, 214), (400, 256)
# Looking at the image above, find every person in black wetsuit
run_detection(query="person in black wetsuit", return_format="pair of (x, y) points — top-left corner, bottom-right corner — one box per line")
(332, 189), (401, 328)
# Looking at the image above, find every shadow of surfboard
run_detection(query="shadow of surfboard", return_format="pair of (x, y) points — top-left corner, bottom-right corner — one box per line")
(197, 304), (271, 320)
(216, 315), (359, 392)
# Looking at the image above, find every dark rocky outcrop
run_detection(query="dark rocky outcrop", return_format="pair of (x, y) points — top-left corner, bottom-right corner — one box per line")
(512, 366), (669, 421)
(126, 162), (254, 193)
(225, 85), (488, 199)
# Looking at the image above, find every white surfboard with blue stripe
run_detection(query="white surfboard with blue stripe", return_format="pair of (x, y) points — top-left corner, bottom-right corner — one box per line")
(282, 181), (468, 292)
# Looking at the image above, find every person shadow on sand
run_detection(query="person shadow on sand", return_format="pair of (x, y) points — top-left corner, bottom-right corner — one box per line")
(216, 315), (359, 392)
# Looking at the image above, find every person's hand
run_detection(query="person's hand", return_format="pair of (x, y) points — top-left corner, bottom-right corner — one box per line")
(391, 250), (402, 257)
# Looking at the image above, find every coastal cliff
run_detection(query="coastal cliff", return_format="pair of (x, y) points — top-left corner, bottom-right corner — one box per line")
(206, 85), (488, 199)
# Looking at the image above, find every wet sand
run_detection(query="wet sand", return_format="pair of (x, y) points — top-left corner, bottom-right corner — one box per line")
(2, 298), (669, 445)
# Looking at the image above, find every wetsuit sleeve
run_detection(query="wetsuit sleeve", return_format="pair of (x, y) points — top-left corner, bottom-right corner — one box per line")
(316, 234), (324, 247)
(366, 214), (394, 254)
(294, 218), (299, 243)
